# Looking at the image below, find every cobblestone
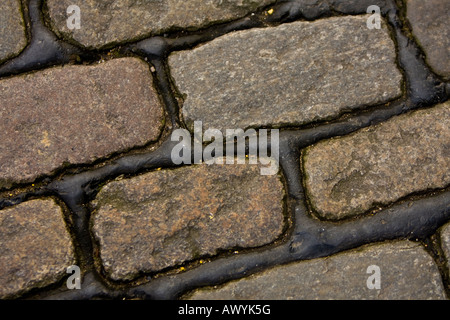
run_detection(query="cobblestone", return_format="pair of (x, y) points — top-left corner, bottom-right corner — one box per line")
(46, 0), (276, 49)
(303, 102), (450, 220)
(0, 199), (75, 298)
(406, 0), (450, 80)
(169, 15), (402, 132)
(0, 58), (164, 188)
(0, 0), (449, 301)
(91, 160), (285, 281)
(186, 241), (447, 300)
(0, 0), (27, 62)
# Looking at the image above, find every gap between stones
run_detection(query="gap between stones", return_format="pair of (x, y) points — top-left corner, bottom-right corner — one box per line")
(0, 0), (448, 299)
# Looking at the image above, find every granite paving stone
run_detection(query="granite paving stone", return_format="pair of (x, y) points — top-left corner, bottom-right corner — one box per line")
(91, 160), (285, 281)
(303, 101), (450, 220)
(406, 0), (450, 80)
(46, 0), (276, 49)
(0, 0), (27, 63)
(169, 15), (402, 132)
(186, 241), (447, 300)
(0, 199), (75, 298)
(0, 57), (164, 189)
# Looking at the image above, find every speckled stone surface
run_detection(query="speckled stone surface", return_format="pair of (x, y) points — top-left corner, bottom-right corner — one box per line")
(303, 101), (450, 220)
(91, 160), (285, 281)
(186, 241), (447, 300)
(169, 15), (402, 132)
(0, 199), (75, 298)
(406, 0), (450, 80)
(0, 58), (164, 189)
(0, 0), (27, 62)
(46, 0), (276, 48)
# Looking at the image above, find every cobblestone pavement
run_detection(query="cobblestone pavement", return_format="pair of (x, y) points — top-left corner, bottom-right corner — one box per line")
(0, 0), (449, 300)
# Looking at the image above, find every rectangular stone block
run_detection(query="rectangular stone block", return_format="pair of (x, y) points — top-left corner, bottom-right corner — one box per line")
(169, 15), (403, 132)
(303, 102), (450, 220)
(0, 58), (164, 189)
(47, 0), (276, 48)
(91, 160), (286, 281)
(0, 0), (27, 62)
(0, 199), (75, 298)
(186, 241), (447, 300)
(406, 0), (450, 80)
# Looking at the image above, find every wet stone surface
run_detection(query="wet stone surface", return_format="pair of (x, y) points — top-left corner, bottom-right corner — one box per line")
(0, 0), (27, 63)
(406, 0), (450, 80)
(169, 15), (402, 132)
(303, 101), (450, 220)
(91, 160), (285, 281)
(46, 0), (276, 49)
(186, 241), (447, 300)
(0, 58), (164, 189)
(0, 199), (75, 298)
(0, 0), (449, 301)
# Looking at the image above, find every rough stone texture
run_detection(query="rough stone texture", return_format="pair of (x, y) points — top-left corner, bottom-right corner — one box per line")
(186, 241), (447, 300)
(0, 58), (164, 189)
(0, 0), (27, 63)
(303, 102), (450, 220)
(92, 160), (285, 281)
(406, 0), (450, 80)
(0, 199), (75, 298)
(46, 0), (276, 49)
(169, 15), (402, 132)
(441, 222), (450, 275)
